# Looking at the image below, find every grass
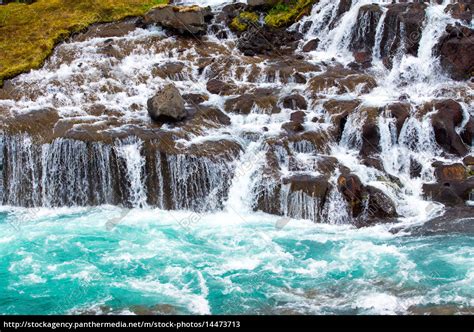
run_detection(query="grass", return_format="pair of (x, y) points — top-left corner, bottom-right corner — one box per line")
(264, 0), (315, 28)
(0, 0), (168, 86)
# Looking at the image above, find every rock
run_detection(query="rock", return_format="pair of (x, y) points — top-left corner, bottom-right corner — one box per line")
(338, 173), (364, 217)
(147, 84), (186, 122)
(433, 162), (467, 182)
(152, 61), (186, 79)
(282, 94), (307, 110)
(385, 102), (411, 136)
(380, 3), (426, 62)
(237, 25), (302, 56)
(281, 121), (305, 134)
(290, 111), (306, 123)
(302, 38), (319, 52)
(206, 79), (237, 95)
(360, 107), (382, 157)
(350, 4), (383, 56)
(445, 3), (472, 24)
(306, 67), (376, 97)
(423, 178), (474, 207)
(225, 88), (280, 114)
(437, 25), (474, 81)
(461, 118), (474, 146)
(5, 108), (60, 142)
(363, 186), (398, 221)
(427, 99), (469, 156)
(143, 5), (212, 35)
(463, 156), (474, 166)
(263, 59), (320, 83)
(283, 174), (331, 201)
(182, 93), (209, 105)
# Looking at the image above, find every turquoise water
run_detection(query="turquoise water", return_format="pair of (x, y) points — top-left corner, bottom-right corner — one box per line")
(0, 207), (472, 315)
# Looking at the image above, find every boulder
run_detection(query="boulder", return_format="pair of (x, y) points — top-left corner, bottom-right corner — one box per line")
(143, 5), (212, 35)
(337, 173), (364, 217)
(363, 186), (398, 221)
(427, 99), (469, 156)
(385, 102), (411, 136)
(147, 84), (187, 122)
(281, 121), (305, 134)
(433, 162), (467, 182)
(206, 79), (238, 95)
(152, 61), (186, 79)
(282, 94), (307, 110)
(423, 178), (474, 207)
(283, 174), (331, 201)
(302, 38), (319, 52)
(437, 25), (474, 81)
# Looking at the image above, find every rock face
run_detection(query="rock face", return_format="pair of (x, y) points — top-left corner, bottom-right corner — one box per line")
(143, 5), (212, 35)
(147, 84), (187, 122)
(350, 4), (383, 54)
(437, 25), (474, 81)
(379, 3), (426, 66)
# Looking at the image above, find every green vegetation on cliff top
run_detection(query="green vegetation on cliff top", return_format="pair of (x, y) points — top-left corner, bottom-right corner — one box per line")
(264, 0), (315, 28)
(0, 0), (168, 86)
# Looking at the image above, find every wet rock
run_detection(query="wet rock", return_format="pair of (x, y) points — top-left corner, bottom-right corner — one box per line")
(263, 59), (320, 83)
(281, 121), (305, 134)
(461, 118), (474, 146)
(423, 178), (474, 207)
(290, 111), (306, 123)
(306, 67), (377, 97)
(445, 3), (472, 24)
(237, 25), (302, 56)
(338, 173), (364, 217)
(72, 18), (141, 42)
(385, 102), (411, 136)
(463, 156), (474, 166)
(143, 5), (212, 35)
(433, 162), (467, 182)
(380, 3), (427, 63)
(4, 108), (60, 142)
(350, 4), (383, 56)
(152, 61), (186, 80)
(302, 38), (319, 52)
(225, 88), (280, 114)
(282, 94), (307, 110)
(437, 25), (474, 81)
(329, 0), (352, 29)
(283, 174), (331, 201)
(182, 93), (209, 105)
(360, 107), (382, 157)
(206, 79), (238, 95)
(147, 84), (187, 122)
(362, 186), (398, 222)
(427, 99), (469, 156)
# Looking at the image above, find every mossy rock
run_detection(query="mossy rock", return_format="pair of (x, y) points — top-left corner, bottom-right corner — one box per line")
(264, 0), (314, 28)
(229, 11), (259, 32)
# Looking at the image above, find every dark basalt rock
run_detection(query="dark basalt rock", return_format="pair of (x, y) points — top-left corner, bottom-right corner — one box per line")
(423, 178), (474, 207)
(445, 3), (472, 24)
(147, 84), (187, 123)
(385, 102), (411, 136)
(433, 162), (467, 182)
(437, 24), (474, 81)
(362, 185), (398, 221)
(338, 173), (364, 217)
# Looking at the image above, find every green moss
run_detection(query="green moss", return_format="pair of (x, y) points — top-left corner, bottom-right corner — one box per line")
(0, 0), (168, 86)
(229, 11), (259, 32)
(264, 0), (314, 28)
